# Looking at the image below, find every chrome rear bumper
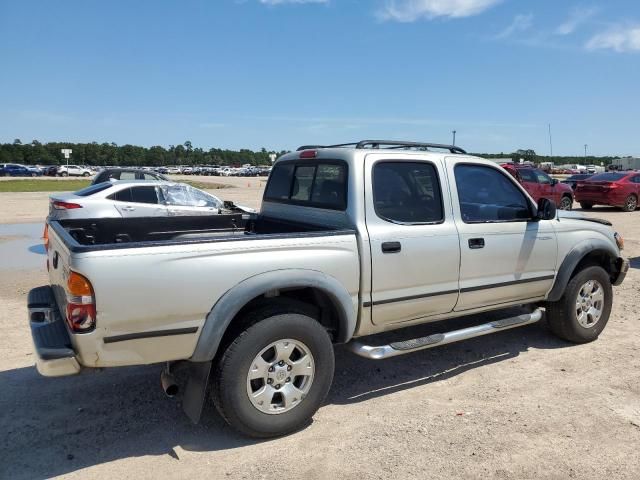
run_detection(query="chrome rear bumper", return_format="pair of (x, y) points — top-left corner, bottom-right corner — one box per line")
(28, 286), (81, 377)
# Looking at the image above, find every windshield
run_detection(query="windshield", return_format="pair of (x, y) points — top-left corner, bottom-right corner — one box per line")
(587, 173), (627, 182)
(162, 184), (222, 207)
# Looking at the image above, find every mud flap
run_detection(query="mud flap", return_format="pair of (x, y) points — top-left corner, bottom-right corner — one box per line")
(182, 361), (212, 424)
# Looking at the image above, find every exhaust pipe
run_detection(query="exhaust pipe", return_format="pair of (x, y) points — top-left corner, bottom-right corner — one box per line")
(161, 369), (179, 397)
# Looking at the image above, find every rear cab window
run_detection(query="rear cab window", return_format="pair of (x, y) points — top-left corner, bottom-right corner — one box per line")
(264, 161), (348, 210)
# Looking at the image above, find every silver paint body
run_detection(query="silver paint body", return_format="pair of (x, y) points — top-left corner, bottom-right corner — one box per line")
(45, 149), (622, 369)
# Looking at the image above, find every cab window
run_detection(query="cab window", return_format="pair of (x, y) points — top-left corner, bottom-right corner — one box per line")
(455, 164), (531, 223)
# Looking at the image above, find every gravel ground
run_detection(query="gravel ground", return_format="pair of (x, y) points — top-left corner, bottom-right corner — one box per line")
(0, 185), (639, 480)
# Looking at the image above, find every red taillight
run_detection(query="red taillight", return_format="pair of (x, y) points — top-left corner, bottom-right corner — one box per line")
(43, 223), (49, 251)
(299, 150), (317, 159)
(52, 200), (82, 210)
(65, 271), (96, 333)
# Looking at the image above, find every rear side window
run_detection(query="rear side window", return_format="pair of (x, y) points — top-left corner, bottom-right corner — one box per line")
(264, 161), (347, 210)
(74, 183), (113, 197)
(119, 171), (137, 180)
(109, 188), (133, 202)
(130, 186), (159, 204)
(373, 162), (443, 224)
(518, 169), (537, 183)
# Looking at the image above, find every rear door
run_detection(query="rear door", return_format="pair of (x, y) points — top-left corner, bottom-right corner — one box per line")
(111, 186), (168, 217)
(365, 155), (460, 325)
(448, 160), (557, 311)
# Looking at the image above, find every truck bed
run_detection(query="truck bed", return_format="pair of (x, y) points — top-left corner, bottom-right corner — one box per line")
(50, 214), (353, 253)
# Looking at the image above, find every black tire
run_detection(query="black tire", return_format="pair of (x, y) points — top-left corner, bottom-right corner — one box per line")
(61, 172), (68, 177)
(622, 194), (637, 212)
(546, 266), (612, 343)
(212, 311), (334, 438)
(559, 195), (573, 211)
(580, 202), (593, 210)
(83, 172), (90, 177)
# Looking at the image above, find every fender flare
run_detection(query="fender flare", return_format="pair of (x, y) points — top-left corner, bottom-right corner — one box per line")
(190, 269), (357, 362)
(546, 238), (618, 302)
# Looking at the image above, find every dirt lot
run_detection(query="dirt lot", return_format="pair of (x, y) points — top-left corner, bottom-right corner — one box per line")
(1, 180), (639, 479)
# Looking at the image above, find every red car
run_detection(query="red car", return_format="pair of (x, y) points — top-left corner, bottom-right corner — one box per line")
(501, 164), (574, 210)
(574, 171), (640, 212)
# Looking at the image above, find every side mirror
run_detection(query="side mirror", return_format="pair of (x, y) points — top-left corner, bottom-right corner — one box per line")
(537, 198), (557, 220)
(550, 178), (558, 186)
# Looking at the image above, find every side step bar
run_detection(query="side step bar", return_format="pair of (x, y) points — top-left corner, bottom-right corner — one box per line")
(347, 308), (543, 360)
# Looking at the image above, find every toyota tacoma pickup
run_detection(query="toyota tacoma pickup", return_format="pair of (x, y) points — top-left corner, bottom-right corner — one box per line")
(29, 140), (629, 438)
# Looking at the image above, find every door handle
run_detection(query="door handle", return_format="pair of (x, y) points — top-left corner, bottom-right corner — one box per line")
(381, 241), (402, 253)
(468, 238), (485, 249)
(121, 206), (135, 211)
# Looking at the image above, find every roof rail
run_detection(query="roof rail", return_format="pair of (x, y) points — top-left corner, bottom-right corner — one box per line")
(296, 140), (466, 154)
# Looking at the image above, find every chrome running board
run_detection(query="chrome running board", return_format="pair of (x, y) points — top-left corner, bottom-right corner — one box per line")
(347, 308), (544, 360)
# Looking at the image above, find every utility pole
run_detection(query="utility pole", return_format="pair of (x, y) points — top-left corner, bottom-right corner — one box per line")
(548, 124), (553, 157)
(452, 130), (457, 146)
(584, 144), (588, 164)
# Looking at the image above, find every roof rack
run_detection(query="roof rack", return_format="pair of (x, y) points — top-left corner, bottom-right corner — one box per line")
(296, 140), (466, 154)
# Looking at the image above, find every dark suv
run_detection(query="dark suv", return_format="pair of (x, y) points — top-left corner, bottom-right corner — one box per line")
(91, 168), (168, 185)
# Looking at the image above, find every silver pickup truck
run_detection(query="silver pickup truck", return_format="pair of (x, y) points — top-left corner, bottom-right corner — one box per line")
(29, 140), (629, 438)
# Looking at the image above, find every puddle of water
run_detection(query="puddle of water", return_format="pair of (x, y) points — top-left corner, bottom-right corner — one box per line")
(0, 223), (47, 271)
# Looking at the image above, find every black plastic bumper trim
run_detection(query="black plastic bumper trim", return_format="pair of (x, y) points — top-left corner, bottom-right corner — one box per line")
(103, 327), (199, 344)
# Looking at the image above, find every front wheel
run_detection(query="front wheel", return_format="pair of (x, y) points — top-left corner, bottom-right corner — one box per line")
(83, 172), (90, 177)
(546, 266), (612, 343)
(559, 195), (573, 211)
(61, 172), (68, 177)
(579, 202), (593, 210)
(211, 312), (335, 438)
(622, 194), (637, 212)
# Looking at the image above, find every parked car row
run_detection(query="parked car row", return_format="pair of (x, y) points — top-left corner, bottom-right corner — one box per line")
(0, 163), (44, 177)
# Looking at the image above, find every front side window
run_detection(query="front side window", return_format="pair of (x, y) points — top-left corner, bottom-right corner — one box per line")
(264, 161), (347, 210)
(130, 186), (159, 204)
(373, 162), (443, 224)
(535, 170), (552, 184)
(162, 184), (221, 207)
(455, 164), (532, 223)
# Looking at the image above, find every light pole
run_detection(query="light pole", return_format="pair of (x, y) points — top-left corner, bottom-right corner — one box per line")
(452, 130), (457, 146)
(584, 144), (588, 164)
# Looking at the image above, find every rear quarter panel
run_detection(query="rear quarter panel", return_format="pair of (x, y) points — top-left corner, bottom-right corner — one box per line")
(60, 233), (360, 367)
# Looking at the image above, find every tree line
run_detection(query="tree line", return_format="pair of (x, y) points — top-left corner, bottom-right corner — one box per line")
(0, 139), (287, 167)
(0, 139), (623, 167)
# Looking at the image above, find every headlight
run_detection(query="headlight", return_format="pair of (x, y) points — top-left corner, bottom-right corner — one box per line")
(614, 232), (624, 251)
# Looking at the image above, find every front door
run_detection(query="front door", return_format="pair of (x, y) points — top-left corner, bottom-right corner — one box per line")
(365, 155), (460, 325)
(112, 186), (168, 217)
(447, 160), (557, 312)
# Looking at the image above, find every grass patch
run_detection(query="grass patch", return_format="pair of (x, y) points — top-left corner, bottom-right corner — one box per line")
(0, 178), (232, 193)
(0, 179), (91, 192)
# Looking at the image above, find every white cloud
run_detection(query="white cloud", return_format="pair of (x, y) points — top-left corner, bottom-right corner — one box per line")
(378, 0), (502, 22)
(555, 6), (598, 35)
(586, 25), (640, 52)
(495, 13), (533, 39)
(259, 0), (327, 4)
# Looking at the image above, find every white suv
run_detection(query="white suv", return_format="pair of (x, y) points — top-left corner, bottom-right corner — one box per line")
(58, 165), (92, 177)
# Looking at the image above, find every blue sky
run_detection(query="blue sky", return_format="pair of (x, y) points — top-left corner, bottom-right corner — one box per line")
(1, 0), (638, 156)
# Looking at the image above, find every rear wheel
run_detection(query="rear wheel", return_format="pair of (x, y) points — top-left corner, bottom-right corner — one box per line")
(580, 202), (593, 210)
(546, 266), (612, 343)
(559, 195), (573, 210)
(61, 172), (68, 177)
(211, 311), (334, 438)
(622, 194), (637, 212)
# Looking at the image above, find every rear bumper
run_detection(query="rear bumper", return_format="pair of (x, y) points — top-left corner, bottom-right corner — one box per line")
(574, 192), (625, 206)
(28, 286), (81, 377)
(613, 257), (630, 286)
